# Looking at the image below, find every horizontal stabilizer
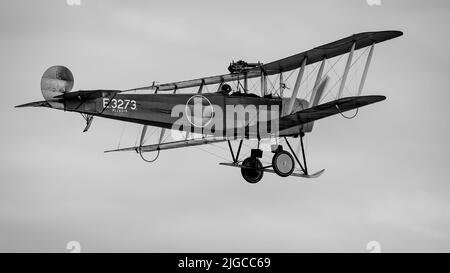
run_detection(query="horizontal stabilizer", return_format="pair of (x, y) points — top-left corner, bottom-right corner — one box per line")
(279, 95), (386, 130)
(15, 101), (52, 108)
(16, 90), (120, 108)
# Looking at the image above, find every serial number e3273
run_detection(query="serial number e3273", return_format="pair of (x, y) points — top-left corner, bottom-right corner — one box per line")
(102, 98), (137, 113)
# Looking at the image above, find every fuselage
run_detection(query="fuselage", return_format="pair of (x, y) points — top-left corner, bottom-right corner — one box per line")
(61, 91), (310, 138)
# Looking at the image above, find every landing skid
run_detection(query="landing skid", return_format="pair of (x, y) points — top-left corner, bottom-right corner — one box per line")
(294, 169), (325, 179)
(219, 162), (325, 179)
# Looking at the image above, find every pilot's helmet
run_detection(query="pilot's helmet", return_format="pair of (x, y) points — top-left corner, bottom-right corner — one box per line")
(221, 84), (232, 94)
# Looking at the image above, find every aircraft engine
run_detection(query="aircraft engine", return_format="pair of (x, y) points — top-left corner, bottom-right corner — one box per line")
(41, 65), (74, 103)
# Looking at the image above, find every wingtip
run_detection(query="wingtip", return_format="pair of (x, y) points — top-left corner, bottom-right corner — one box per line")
(392, 30), (404, 38)
(104, 146), (139, 153)
(375, 95), (387, 102)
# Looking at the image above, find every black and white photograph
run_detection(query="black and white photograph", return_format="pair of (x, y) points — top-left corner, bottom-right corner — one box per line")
(1, 0), (449, 261)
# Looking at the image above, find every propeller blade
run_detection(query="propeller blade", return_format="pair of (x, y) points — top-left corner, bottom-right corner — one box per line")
(310, 76), (329, 107)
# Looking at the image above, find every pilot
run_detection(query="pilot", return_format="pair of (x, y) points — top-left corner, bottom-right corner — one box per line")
(220, 83), (232, 95)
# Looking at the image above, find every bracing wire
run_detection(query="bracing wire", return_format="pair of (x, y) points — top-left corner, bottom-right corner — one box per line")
(117, 123), (127, 149)
(320, 47), (369, 102)
(194, 145), (231, 162)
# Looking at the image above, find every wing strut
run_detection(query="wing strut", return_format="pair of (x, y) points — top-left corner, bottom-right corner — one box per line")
(279, 72), (284, 97)
(310, 59), (326, 107)
(260, 71), (267, 96)
(358, 43), (375, 96)
(243, 74), (248, 93)
(197, 80), (204, 94)
(139, 125), (148, 147)
(337, 42), (356, 99)
(286, 57), (307, 115)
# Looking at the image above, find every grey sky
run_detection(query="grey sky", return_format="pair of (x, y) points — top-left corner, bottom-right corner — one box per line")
(0, 0), (449, 252)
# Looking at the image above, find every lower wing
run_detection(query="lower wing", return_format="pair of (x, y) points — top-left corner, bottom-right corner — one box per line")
(105, 137), (228, 153)
(279, 95), (386, 131)
(106, 95), (385, 153)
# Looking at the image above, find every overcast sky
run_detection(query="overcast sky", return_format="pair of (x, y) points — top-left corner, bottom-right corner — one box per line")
(1, 0), (449, 252)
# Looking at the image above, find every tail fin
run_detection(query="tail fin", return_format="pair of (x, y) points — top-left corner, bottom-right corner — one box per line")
(16, 65), (74, 109)
(41, 66), (74, 108)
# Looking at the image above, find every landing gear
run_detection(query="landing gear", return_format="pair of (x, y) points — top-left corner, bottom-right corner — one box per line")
(284, 134), (309, 176)
(272, 149), (295, 177)
(241, 157), (264, 184)
(221, 133), (325, 183)
(227, 140), (264, 184)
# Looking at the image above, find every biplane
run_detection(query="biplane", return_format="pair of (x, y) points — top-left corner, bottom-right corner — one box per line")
(17, 30), (402, 183)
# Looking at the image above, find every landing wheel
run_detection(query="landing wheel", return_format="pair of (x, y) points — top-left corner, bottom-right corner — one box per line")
(272, 150), (295, 177)
(241, 157), (264, 184)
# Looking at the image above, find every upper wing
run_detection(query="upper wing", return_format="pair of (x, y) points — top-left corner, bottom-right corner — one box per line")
(279, 95), (386, 131)
(126, 31), (402, 93)
(261, 31), (402, 75)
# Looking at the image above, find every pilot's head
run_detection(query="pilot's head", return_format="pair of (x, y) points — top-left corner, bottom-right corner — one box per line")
(221, 83), (232, 94)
